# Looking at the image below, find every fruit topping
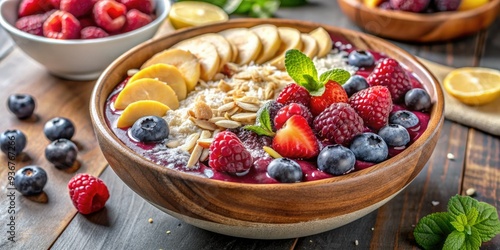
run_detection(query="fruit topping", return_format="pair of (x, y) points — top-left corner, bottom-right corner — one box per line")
(209, 131), (253, 175)
(129, 64), (187, 101)
(268, 27), (302, 69)
(313, 102), (364, 146)
(274, 103), (313, 130)
(93, 0), (127, 33)
(367, 58), (412, 103)
(267, 158), (303, 183)
(45, 138), (78, 169)
(378, 124), (410, 147)
(68, 173), (110, 214)
(130, 115), (169, 143)
(276, 83), (311, 107)
(308, 27), (333, 58)
(114, 78), (179, 110)
(272, 115), (319, 159)
(309, 80), (349, 116)
(389, 110), (420, 129)
(250, 24), (281, 64)
(299, 33), (319, 59)
(116, 100), (170, 128)
(390, 0), (430, 12)
(80, 26), (109, 39)
(172, 40), (221, 82)
(219, 28), (262, 66)
(343, 75), (369, 97)
(255, 100), (284, 132)
(317, 145), (356, 175)
(14, 166), (48, 196)
(349, 86), (393, 131)
(404, 88), (432, 111)
(43, 10), (81, 39)
(0, 130), (27, 156)
(350, 132), (388, 163)
(347, 50), (375, 67)
(7, 94), (36, 119)
(433, 0), (461, 11)
(43, 117), (75, 141)
(121, 9), (153, 33)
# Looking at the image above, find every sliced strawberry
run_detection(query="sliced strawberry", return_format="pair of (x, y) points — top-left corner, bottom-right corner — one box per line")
(121, 9), (152, 33)
(117, 0), (155, 15)
(43, 10), (81, 39)
(309, 80), (348, 116)
(272, 115), (319, 159)
(93, 0), (127, 33)
(18, 0), (53, 17)
(60, 0), (94, 18)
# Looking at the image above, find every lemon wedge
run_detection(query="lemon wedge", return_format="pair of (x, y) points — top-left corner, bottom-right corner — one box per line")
(458, 0), (489, 11)
(443, 67), (500, 106)
(169, 1), (229, 29)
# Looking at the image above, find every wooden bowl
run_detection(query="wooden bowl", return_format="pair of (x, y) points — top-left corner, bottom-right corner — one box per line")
(337, 0), (500, 42)
(90, 18), (444, 239)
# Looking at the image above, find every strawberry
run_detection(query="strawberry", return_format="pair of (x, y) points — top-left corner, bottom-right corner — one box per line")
(367, 58), (412, 103)
(60, 0), (94, 18)
(274, 103), (313, 130)
(117, 0), (155, 15)
(309, 80), (348, 116)
(18, 0), (53, 17)
(272, 115), (319, 159)
(121, 9), (152, 33)
(43, 10), (81, 39)
(313, 102), (364, 146)
(275, 83), (310, 107)
(349, 86), (393, 131)
(93, 0), (127, 33)
(209, 131), (253, 175)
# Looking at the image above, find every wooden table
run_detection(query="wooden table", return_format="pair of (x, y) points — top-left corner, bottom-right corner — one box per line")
(1, 1), (499, 249)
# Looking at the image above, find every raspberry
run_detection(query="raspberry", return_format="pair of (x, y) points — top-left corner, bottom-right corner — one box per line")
(274, 103), (313, 130)
(43, 10), (81, 39)
(367, 58), (412, 103)
(390, 0), (430, 12)
(309, 80), (349, 116)
(78, 16), (96, 28)
(121, 9), (153, 33)
(68, 173), (110, 214)
(313, 102), (364, 146)
(81, 26), (109, 39)
(60, 0), (94, 18)
(117, 0), (155, 15)
(48, 0), (61, 8)
(93, 0), (127, 33)
(228, 128), (272, 152)
(433, 0), (461, 11)
(15, 13), (47, 36)
(18, 0), (53, 18)
(349, 86), (393, 131)
(276, 83), (311, 107)
(209, 131), (253, 175)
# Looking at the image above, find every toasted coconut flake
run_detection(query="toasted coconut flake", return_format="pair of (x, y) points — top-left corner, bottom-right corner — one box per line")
(192, 101), (213, 120)
(215, 119), (241, 129)
(218, 79), (232, 92)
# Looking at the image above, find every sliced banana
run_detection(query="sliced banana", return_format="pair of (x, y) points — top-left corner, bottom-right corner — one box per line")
(219, 28), (262, 65)
(309, 27), (333, 58)
(250, 24), (281, 65)
(172, 40), (221, 82)
(178, 33), (233, 71)
(300, 33), (319, 59)
(268, 27), (303, 70)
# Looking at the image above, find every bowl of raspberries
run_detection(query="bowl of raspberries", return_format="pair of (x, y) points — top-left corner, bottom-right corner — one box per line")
(0, 0), (170, 80)
(337, 0), (500, 42)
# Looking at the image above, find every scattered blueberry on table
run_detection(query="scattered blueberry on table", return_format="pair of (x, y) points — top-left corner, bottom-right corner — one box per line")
(14, 165), (48, 196)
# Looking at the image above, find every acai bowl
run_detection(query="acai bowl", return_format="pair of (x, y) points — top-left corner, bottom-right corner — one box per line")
(90, 18), (444, 239)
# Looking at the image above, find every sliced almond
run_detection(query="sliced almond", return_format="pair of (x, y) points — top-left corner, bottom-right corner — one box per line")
(186, 131), (212, 168)
(218, 102), (236, 112)
(215, 119), (242, 129)
(166, 139), (181, 148)
(237, 96), (260, 105)
(200, 148), (210, 162)
(208, 116), (226, 123)
(192, 101), (213, 120)
(190, 117), (218, 131)
(236, 101), (260, 112)
(181, 132), (200, 152)
(225, 106), (240, 116)
(231, 112), (257, 122)
(197, 138), (214, 148)
(218, 79), (232, 92)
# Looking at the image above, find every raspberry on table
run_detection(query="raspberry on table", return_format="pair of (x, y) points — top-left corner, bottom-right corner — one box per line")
(68, 173), (110, 214)
(276, 83), (311, 107)
(313, 102), (364, 146)
(349, 85), (393, 131)
(209, 131), (253, 175)
(367, 58), (412, 103)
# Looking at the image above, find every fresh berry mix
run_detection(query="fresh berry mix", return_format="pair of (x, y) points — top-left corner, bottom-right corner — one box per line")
(104, 30), (434, 184)
(130, 115), (169, 143)
(374, 0), (460, 13)
(0, 129), (27, 156)
(43, 117), (75, 141)
(14, 0), (156, 39)
(68, 173), (110, 214)
(390, 0), (430, 12)
(7, 94), (36, 119)
(14, 165), (48, 196)
(45, 138), (78, 169)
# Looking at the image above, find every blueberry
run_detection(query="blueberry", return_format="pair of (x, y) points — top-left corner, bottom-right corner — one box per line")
(45, 138), (78, 169)
(255, 100), (284, 131)
(14, 165), (47, 196)
(7, 94), (36, 119)
(130, 116), (169, 143)
(267, 158), (303, 183)
(317, 145), (355, 175)
(350, 132), (388, 163)
(348, 50), (375, 67)
(343, 75), (369, 97)
(405, 88), (432, 111)
(44, 117), (75, 141)
(0, 129), (27, 156)
(389, 110), (419, 129)
(378, 124), (410, 147)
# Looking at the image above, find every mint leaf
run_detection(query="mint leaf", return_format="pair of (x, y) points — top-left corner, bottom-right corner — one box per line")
(443, 231), (466, 250)
(284, 49), (319, 92)
(244, 108), (275, 137)
(451, 214), (467, 232)
(414, 212), (455, 250)
(474, 201), (500, 242)
(448, 195), (478, 218)
(319, 69), (351, 85)
(303, 74), (324, 96)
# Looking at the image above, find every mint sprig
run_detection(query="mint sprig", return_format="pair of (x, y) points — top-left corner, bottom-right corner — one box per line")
(284, 49), (350, 96)
(244, 108), (275, 137)
(414, 195), (500, 250)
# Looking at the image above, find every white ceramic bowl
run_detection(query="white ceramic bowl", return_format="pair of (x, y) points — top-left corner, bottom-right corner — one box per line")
(0, 0), (170, 81)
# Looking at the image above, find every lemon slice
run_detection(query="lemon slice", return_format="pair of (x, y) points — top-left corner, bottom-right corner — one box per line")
(169, 1), (229, 29)
(443, 67), (500, 106)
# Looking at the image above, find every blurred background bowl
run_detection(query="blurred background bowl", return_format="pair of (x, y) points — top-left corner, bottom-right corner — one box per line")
(337, 0), (500, 43)
(0, 0), (170, 81)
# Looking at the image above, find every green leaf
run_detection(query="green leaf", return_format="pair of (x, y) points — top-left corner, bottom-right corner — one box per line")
(244, 125), (274, 137)
(302, 74), (324, 96)
(319, 69), (351, 85)
(243, 107), (275, 137)
(443, 231), (466, 250)
(451, 214), (467, 232)
(473, 201), (500, 242)
(414, 212), (455, 250)
(466, 207), (479, 226)
(448, 195), (478, 218)
(284, 49), (319, 92)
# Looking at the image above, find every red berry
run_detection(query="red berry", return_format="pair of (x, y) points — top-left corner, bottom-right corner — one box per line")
(367, 58), (412, 103)
(18, 0), (53, 18)
(68, 173), (110, 214)
(15, 12), (50, 36)
(209, 131), (253, 175)
(313, 103), (364, 146)
(43, 10), (81, 39)
(48, 0), (61, 8)
(274, 103), (313, 130)
(117, 0), (155, 15)
(121, 9), (152, 33)
(78, 16), (96, 28)
(93, 0), (127, 33)
(390, 0), (430, 12)
(349, 86), (393, 131)
(60, 0), (94, 18)
(309, 80), (349, 116)
(276, 83), (311, 107)
(272, 115), (319, 159)
(81, 26), (109, 39)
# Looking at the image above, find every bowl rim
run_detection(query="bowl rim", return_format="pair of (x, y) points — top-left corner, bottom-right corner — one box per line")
(0, 0), (170, 44)
(338, 0), (500, 21)
(90, 18), (445, 190)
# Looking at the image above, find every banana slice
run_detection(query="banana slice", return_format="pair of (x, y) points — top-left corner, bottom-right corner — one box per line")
(309, 27), (333, 58)
(129, 64), (187, 101)
(175, 33), (232, 72)
(114, 78), (179, 110)
(116, 100), (170, 128)
(250, 24), (281, 65)
(268, 27), (303, 70)
(141, 49), (200, 92)
(219, 28), (262, 65)
(172, 40), (221, 82)
(300, 33), (319, 59)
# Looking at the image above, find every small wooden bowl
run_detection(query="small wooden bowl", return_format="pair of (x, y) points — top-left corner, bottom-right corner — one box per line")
(90, 18), (444, 239)
(337, 0), (500, 42)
